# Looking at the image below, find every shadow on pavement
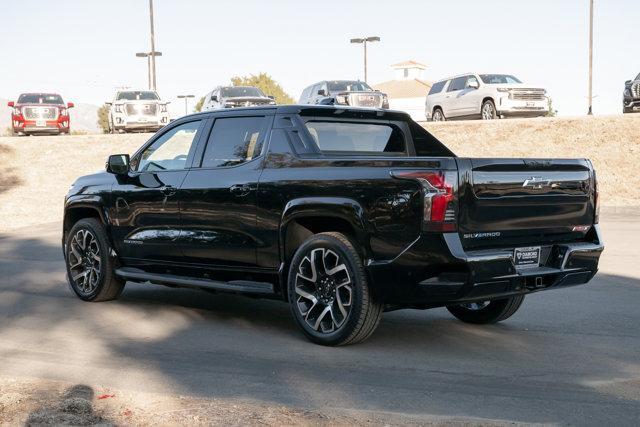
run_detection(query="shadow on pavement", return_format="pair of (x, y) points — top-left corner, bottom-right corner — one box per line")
(1, 224), (639, 425)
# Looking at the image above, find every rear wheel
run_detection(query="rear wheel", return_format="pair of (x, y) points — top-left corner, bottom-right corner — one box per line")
(64, 218), (124, 302)
(481, 99), (497, 120)
(432, 108), (445, 122)
(446, 295), (525, 324)
(288, 232), (383, 346)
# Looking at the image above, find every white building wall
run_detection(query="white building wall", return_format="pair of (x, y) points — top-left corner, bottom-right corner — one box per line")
(388, 97), (426, 122)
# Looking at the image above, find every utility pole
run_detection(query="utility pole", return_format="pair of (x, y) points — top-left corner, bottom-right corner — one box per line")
(588, 0), (593, 115)
(350, 36), (380, 83)
(149, 0), (157, 91)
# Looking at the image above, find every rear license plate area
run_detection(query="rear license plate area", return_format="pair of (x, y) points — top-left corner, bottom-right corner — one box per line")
(514, 246), (540, 269)
(36, 120), (46, 127)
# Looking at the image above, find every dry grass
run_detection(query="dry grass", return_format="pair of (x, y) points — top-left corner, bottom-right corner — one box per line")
(0, 115), (638, 232)
(425, 114), (640, 207)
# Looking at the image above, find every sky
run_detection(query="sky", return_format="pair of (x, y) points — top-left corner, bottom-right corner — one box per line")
(1, 0), (639, 118)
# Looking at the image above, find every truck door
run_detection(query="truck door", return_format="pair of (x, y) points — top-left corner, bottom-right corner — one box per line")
(178, 113), (273, 267)
(110, 119), (205, 262)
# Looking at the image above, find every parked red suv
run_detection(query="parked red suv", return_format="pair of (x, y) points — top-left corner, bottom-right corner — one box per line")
(8, 93), (74, 136)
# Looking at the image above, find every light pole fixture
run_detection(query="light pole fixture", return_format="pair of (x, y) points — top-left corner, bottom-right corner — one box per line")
(350, 36), (380, 83)
(587, 0), (594, 115)
(136, 51), (162, 90)
(177, 94), (195, 115)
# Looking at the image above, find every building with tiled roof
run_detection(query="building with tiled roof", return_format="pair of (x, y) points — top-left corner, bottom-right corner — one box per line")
(373, 60), (431, 121)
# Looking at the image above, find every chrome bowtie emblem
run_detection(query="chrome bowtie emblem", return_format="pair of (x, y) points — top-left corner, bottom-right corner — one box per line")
(522, 176), (551, 189)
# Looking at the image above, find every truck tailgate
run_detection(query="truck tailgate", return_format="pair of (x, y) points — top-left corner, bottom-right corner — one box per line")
(456, 158), (596, 249)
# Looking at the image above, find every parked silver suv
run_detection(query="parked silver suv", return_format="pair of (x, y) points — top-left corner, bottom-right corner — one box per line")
(425, 73), (549, 121)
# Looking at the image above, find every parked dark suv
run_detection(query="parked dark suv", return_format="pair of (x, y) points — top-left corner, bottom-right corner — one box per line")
(623, 73), (640, 113)
(63, 105), (603, 346)
(299, 80), (389, 109)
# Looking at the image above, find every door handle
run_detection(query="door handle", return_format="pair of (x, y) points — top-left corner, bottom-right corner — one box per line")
(229, 184), (252, 196)
(160, 185), (177, 196)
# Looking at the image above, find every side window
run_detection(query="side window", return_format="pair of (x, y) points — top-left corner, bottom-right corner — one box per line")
(448, 76), (466, 92)
(201, 116), (269, 168)
(428, 81), (446, 95)
(136, 121), (201, 172)
(305, 121), (405, 155)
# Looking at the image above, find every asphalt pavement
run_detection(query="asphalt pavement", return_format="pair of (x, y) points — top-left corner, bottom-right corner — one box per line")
(0, 216), (638, 425)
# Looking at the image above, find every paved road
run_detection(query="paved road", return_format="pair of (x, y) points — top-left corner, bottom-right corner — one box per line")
(1, 217), (639, 425)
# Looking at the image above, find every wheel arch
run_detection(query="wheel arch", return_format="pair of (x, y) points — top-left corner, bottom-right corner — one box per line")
(279, 197), (370, 298)
(63, 200), (109, 240)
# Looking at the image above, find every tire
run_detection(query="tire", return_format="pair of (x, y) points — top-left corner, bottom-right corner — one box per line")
(64, 218), (125, 302)
(432, 108), (445, 122)
(446, 295), (525, 324)
(287, 232), (383, 346)
(481, 99), (497, 120)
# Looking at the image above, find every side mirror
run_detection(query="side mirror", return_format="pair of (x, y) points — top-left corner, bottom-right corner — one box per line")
(105, 102), (113, 106)
(7, 101), (14, 107)
(211, 95), (218, 102)
(467, 80), (479, 89)
(106, 154), (130, 175)
(67, 102), (75, 108)
(267, 95), (275, 100)
(317, 89), (327, 96)
(625, 80), (632, 86)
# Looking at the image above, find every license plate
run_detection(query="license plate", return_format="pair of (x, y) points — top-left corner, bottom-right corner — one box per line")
(514, 246), (540, 268)
(526, 101), (535, 108)
(36, 120), (46, 127)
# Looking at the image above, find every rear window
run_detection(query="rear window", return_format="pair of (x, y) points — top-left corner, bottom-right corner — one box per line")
(428, 81), (447, 95)
(305, 121), (405, 155)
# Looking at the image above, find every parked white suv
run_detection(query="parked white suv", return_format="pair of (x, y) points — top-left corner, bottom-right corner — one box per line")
(106, 90), (170, 133)
(425, 73), (549, 121)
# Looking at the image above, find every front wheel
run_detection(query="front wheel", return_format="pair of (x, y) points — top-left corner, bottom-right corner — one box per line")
(288, 232), (383, 346)
(446, 295), (525, 324)
(65, 218), (124, 302)
(481, 99), (497, 120)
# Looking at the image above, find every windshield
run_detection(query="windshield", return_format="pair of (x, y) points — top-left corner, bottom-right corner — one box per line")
(636, 73), (640, 81)
(18, 94), (64, 104)
(117, 91), (159, 101)
(479, 74), (522, 84)
(327, 81), (372, 92)
(220, 87), (265, 98)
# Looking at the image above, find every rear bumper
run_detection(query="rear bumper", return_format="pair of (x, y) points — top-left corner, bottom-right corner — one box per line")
(367, 225), (604, 307)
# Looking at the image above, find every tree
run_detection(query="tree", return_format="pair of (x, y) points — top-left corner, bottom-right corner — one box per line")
(97, 105), (110, 133)
(231, 72), (295, 104)
(546, 97), (557, 117)
(194, 96), (205, 112)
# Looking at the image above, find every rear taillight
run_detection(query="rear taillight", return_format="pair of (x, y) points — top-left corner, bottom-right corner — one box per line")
(391, 170), (458, 232)
(593, 171), (600, 224)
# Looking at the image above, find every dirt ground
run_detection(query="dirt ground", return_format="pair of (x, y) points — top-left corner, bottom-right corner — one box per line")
(0, 377), (520, 426)
(0, 114), (638, 232)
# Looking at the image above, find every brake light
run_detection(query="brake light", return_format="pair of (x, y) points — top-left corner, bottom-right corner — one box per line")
(391, 170), (458, 231)
(593, 170), (600, 224)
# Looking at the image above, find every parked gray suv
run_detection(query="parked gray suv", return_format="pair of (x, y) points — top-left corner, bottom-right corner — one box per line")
(299, 80), (389, 109)
(623, 73), (640, 113)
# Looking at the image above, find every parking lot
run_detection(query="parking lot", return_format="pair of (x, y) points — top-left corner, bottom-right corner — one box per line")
(1, 214), (638, 425)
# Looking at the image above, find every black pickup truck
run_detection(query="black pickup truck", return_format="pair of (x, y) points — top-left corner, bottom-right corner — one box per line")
(63, 105), (603, 346)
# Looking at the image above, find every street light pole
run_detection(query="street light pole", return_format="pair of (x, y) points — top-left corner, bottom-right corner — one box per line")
(149, 0), (157, 91)
(350, 36), (380, 83)
(588, 0), (594, 115)
(136, 51), (162, 91)
(177, 95), (195, 116)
